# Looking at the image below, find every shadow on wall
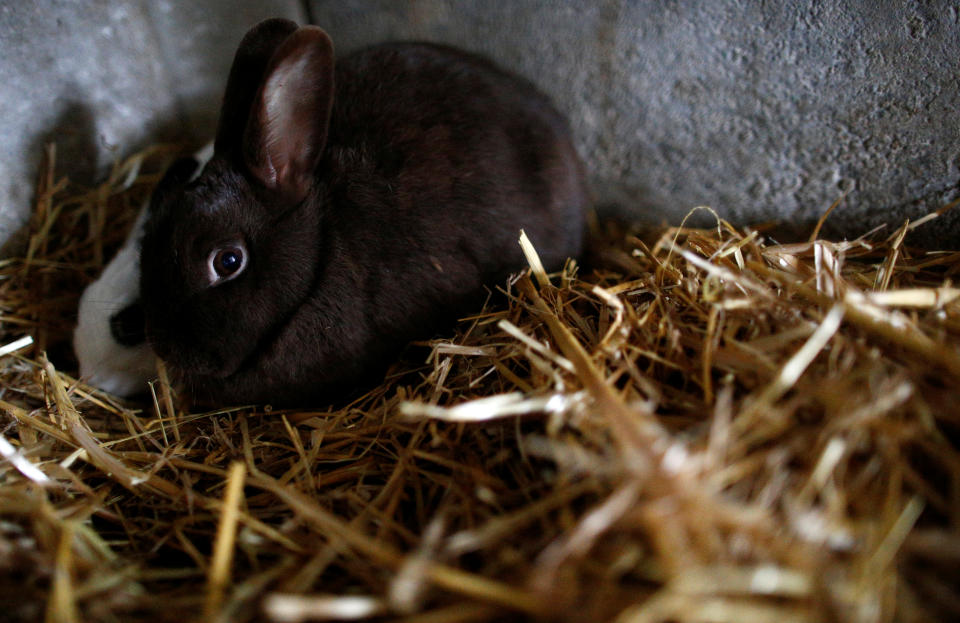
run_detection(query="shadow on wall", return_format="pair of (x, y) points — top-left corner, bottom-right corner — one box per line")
(32, 99), (100, 185)
(1, 94), (192, 258)
(1, 98), (103, 257)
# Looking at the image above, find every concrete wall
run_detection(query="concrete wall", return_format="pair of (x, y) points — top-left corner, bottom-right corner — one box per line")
(2, 1), (959, 249)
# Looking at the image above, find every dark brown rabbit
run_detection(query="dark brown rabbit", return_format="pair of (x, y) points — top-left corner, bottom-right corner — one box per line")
(139, 18), (588, 406)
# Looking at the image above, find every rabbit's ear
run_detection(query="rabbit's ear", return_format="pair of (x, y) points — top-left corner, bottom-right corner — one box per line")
(216, 18), (299, 156)
(243, 26), (335, 201)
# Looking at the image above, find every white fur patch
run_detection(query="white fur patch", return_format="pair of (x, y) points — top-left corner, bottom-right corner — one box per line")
(73, 141), (214, 397)
(73, 204), (155, 396)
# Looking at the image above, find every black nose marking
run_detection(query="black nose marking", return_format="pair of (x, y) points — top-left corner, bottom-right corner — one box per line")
(109, 301), (146, 347)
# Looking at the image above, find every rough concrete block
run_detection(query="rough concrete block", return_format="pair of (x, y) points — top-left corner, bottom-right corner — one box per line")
(309, 0), (960, 245)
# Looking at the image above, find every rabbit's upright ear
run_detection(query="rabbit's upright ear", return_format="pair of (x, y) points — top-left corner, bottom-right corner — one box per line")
(216, 18), (300, 156)
(243, 26), (335, 202)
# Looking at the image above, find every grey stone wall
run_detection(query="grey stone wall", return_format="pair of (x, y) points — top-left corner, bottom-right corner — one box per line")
(2, 1), (959, 249)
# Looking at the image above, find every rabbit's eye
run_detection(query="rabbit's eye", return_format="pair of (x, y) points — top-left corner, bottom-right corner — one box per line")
(216, 249), (243, 274)
(207, 242), (247, 285)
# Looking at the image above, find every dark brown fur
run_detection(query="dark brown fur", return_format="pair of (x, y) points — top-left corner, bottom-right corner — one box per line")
(140, 18), (588, 406)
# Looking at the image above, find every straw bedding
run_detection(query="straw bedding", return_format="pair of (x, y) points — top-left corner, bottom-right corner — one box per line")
(1, 145), (958, 622)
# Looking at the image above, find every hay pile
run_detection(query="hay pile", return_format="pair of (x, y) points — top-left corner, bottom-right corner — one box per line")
(1, 145), (958, 623)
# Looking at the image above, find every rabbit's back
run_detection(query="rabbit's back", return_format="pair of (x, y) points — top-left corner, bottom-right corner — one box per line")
(323, 42), (587, 280)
